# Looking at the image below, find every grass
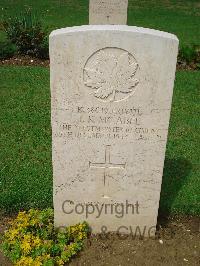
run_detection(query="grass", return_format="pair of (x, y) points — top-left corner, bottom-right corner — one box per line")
(0, 67), (52, 212)
(0, 66), (199, 215)
(160, 70), (200, 215)
(0, 0), (200, 46)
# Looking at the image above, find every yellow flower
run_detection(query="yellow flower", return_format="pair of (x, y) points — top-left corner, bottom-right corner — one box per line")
(6, 228), (19, 241)
(16, 211), (28, 222)
(15, 256), (33, 266)
(3, 209), (88, 266)
(42, 254), (51, 261)
(34, 261), (42, 266)
(33, 257), (43, 266)
(32, 237), (42, 248)
(30, 218), (39, 226)
(46, 254), (51, 259)
(23, 234), (32, 242)
(17, 211), (26, 218)
(70, 227), (75, 233)
(21, 241), (32, 254)
(57, 259), (64, 266)
(20, 218), (30, 228)
(15, 211), (30, 228)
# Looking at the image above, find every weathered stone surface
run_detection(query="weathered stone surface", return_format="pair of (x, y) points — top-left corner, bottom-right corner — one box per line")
(89, 0), (128, 25)
(50, 25), (178, 235)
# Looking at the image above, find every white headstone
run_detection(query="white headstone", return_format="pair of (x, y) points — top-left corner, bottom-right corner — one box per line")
(89, 0), (128, 25)
(50, 25), (178, 236)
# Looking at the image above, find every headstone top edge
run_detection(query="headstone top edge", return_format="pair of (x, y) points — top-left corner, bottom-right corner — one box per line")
(49, 25), (179, 42)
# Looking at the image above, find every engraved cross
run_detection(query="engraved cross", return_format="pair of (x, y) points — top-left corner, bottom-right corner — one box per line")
(89, 145), (126, 187)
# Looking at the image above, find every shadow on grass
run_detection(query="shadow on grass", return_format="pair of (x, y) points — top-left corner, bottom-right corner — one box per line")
(158, 157), (192, 225)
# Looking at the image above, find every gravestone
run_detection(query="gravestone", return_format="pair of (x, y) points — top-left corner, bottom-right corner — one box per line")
(89, 0), (128, 25)
(50, 25), (178, 235)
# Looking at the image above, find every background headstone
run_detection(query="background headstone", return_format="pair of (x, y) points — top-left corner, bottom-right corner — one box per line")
(50, 25), (178, 235)
(89, 0), (128, 25)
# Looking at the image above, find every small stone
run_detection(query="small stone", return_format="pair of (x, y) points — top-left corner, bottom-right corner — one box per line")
(183, 258), (188, 262)
(159, 239), (163, 244)
(30, 60), (34, 63)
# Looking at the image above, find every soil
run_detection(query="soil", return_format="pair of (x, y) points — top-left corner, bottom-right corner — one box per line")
(0, 55), (49, 68)
(176, 60), (199, 71)
(0, 215), (199, 266)
(0, 56), (199, 71)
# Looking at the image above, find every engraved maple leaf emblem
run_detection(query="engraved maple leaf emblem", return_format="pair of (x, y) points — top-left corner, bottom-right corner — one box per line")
(84, 50), (139, 102)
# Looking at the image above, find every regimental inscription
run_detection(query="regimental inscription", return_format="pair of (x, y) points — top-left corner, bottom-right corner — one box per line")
(83, 48), (139, 102)
(53, 105), (168, 141)
(89, 145), (126, 197)
(90, 0), (128, 15)
(89, 0), (128, 25)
